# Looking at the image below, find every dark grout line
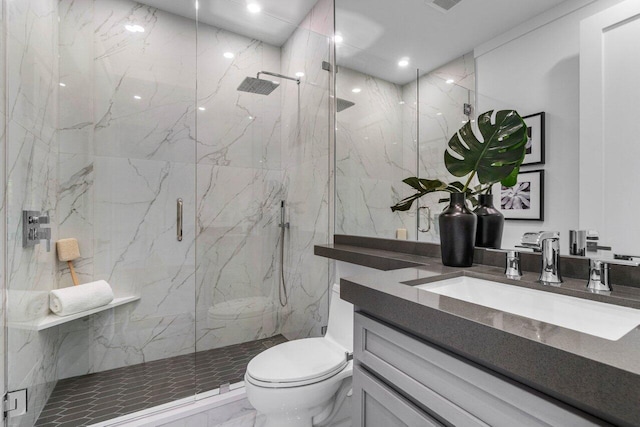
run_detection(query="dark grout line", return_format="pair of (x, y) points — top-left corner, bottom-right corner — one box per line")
(35, 335), (287, 426)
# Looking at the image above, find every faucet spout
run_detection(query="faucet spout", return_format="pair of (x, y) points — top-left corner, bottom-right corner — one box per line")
(521, 231), (563, 285)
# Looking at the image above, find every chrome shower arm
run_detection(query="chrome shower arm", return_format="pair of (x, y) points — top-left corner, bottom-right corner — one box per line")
(257, 71), (300, 85)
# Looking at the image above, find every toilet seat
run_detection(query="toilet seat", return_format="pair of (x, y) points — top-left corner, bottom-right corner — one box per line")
(246, 337), (348, 388)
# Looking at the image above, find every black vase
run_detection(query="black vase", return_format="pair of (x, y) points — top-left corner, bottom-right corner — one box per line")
(439, 193), (477, 267)
(474, 194), (504, 249)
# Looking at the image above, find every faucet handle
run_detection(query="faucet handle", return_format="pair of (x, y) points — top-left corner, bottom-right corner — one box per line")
(587, 257), (640, 293)
(485, 248), (523, 280)
(521, 231), (560, 249)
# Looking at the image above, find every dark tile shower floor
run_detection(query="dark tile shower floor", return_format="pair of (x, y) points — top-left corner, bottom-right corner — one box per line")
(35, 335), (287, 427)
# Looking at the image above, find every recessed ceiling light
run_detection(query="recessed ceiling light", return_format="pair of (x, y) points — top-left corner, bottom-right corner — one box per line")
(436, 112), (442, 116)
(446, 79), (455, 84)
(247, 3), (261, 13)
(399, 101), (405, 105)
(125, 24), (145, 33)
(134, 95), (142, 100)
(223, 52), (235, 59)
(352, 88), (361, 93)
(295, 72), (305, 77)
(334, 34), (344, 44)
(398, 58), (409, 67)
(59, 82), (66, 87)
(198, 107), (206, 111)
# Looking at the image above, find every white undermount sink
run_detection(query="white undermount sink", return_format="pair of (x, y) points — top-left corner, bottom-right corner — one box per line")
(416, 276), (640, 341)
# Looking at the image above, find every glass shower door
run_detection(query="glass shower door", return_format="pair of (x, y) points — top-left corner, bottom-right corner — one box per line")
(4, 0), (198, 425)
(194, 0), (333, 394)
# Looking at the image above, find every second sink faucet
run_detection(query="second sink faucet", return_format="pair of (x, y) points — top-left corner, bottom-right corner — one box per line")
(521, 231), (563, 285)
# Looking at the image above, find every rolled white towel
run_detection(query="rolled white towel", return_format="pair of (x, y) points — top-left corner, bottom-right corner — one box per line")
(50, 280), (115, 316)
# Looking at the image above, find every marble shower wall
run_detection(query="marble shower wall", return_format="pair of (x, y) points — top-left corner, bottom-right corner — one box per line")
(335, 67), (415, 239)
(5, 0), (61, 425)
(279, 0), (333, 340)
(54, 0), (199, 380)
(194, 22), (284, 352)
(335, 53), (475, 242)
(55, 0), (332, 378)
(415, 53), (476, 243)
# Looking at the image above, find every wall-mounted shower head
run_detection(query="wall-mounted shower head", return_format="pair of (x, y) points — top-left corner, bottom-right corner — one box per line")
(237, 71), (300, 96)
(337, 98), (355, 112)
(238, 77), (280, 95)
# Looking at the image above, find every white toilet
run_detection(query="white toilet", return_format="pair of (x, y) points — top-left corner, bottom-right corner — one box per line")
(245, 284), (354, 427)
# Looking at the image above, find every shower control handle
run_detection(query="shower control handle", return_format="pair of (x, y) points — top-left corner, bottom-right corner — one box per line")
(177, 198), (183, 242)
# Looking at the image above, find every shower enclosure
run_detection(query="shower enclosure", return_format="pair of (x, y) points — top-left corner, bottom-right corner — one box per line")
(1, 0), (335, 425)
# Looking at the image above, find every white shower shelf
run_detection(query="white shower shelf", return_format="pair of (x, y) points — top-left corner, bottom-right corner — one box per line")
(9, 296), (140, 331)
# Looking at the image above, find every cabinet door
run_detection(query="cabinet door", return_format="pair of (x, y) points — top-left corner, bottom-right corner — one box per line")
(353, 365), (443, 427)
(355, 313), (610, 427)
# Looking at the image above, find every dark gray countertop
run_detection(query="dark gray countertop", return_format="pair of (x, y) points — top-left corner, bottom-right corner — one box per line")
(315, 236), (640, 427)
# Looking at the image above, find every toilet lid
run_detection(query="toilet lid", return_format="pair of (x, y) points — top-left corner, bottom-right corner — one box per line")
(246, 337), (348, 385)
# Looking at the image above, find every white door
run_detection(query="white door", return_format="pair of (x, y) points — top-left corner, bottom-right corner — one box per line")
(580, 0), (640, 256)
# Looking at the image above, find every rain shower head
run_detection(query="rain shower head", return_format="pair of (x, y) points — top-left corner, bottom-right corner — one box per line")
(237, 77), (280, 95)
(237, 71), (300, 95)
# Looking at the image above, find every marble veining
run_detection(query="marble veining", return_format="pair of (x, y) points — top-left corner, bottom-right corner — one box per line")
(6, 0), (333, 424)
(335, 53), (476, 243)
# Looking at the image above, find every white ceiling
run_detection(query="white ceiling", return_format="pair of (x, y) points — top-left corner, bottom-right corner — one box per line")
(138, 0), (572, 84)
(138, 0), (318, 46)
(337, 0), (571, 84)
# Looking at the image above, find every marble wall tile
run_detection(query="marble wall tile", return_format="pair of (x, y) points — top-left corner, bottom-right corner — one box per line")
(196, 26), (282, 170)
(5, 2), (60, 423)
(279, 0), (333, 339)
(92, 0), (197, 163)
(58, 0), (94, 155)
(6, 0), (58, 144)
(417, 53), (476, 243)
(57, 153), (94, 287)
(195, 165), (283, 350)
(335, 53), (475, 243)
(335, 67), (415, 239)
(88, 156), (197, 371)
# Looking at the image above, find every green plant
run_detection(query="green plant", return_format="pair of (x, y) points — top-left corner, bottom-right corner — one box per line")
(391, 110), (528, 212)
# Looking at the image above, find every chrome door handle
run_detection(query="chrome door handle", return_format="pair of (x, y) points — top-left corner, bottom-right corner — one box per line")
(418, 206), (431, 232)
(177, 198), (183, 242)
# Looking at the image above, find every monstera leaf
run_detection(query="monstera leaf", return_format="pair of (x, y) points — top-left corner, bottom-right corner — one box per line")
(444, 110), (527, 191)
(390, 110), (528, 213)
(390, 178), (475, 212)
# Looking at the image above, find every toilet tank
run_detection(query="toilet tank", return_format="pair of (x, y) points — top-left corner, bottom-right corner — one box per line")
(325, 283), (354, 352)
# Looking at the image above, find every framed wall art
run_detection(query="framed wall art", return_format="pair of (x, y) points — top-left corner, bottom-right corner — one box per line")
(492, 170), (545, 221)
(522, 112), (545, 165)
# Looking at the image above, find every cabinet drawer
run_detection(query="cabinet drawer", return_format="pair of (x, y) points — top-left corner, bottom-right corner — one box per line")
(353, 365), (443, 427)
(354, 312), (609, 427)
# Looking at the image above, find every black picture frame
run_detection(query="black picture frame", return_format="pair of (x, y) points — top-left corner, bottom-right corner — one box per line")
(491, 170), (545, 221)
(521, 112), (545, 166)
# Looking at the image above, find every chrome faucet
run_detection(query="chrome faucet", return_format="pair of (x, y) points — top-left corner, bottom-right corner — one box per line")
(521, 231), (563, 285)
(505, 250), (523, 280)
(587, 257), (640, 293)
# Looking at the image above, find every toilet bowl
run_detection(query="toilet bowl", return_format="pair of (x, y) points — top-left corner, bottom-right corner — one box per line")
(245, 284), (354, 427)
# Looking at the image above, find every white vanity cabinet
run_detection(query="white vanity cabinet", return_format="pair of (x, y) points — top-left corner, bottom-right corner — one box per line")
(352, 312), (610, 427)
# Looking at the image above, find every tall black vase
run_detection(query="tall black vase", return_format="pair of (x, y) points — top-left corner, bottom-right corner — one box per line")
(439, 193), (477, 267)
(474, 194), (504, 249)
